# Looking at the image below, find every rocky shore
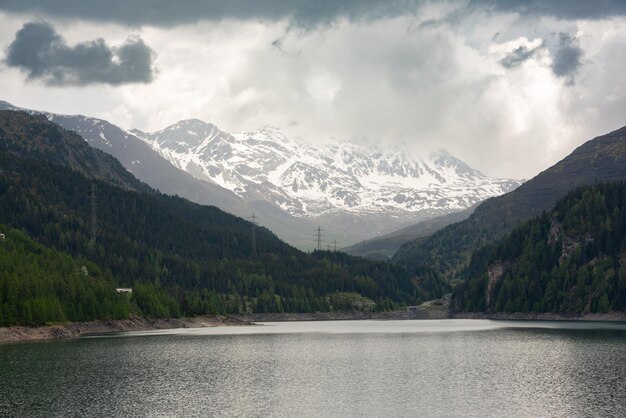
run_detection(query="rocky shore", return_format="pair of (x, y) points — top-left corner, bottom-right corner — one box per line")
(0, 316), (251, 344)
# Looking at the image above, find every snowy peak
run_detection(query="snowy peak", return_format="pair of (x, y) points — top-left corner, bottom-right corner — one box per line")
(135, 120), (523, 218)
(429, 150), (483, 180)
(144, 119), (231, 154)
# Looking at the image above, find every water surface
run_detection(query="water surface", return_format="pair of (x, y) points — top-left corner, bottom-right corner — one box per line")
(1, 319), (624, 417)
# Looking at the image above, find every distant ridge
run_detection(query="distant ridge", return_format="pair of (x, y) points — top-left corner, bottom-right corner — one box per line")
(343, 206), (476, 260)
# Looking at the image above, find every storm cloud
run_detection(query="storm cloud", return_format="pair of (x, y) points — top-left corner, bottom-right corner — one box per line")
(0, 0), (625, 28)
(552, 33), (583, 82)
(5, 22), (156, 86)
(0, 0), (425, 28)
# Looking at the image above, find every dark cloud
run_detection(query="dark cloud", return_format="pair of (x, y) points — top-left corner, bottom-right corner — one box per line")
(552, 33), (583, 82)
(500, 44), (542, 68)
(0, 0), (422, 28)
(5, 22), (156, 86)
(473, 0), (626, 21)
(0, 0), (625, 28)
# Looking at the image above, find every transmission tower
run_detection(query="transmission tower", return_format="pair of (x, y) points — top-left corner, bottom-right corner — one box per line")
(249, 213), (258, 255)
(90, 183), (97, 243)
(333, 239), (338, 252)
(315, 226), (324, 251)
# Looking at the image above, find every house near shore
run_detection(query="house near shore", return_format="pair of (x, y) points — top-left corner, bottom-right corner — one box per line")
(116, 288), (133, 293)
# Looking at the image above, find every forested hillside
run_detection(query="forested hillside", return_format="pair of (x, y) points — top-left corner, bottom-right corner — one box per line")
(394, 125), (626, 280)
(0, 225), (130, 326)
(452, 183), (626, 313)
(0, 111), (446, 324)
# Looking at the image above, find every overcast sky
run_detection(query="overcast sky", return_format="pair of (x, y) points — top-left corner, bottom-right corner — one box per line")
(0, 0), (625, 179)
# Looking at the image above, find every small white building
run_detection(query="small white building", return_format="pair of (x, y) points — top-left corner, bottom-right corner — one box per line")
(115, 288), (133, 293)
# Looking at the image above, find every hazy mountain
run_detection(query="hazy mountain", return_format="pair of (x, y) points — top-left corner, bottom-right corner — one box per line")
(343, 206), (476, 260)
(394, 124), (626, 279)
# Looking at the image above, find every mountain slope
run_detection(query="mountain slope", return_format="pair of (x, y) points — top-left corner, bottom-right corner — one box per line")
(344, 206), (476, 260)
(0, 110), (146, 192)
(394, 124), (626, 278)
(451, 182), (626, 313)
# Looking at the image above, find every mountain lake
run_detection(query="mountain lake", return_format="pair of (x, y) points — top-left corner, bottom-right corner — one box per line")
(1, 319), (624, 417)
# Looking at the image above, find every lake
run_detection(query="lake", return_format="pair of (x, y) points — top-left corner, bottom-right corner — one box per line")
(1, 319), (625, 417)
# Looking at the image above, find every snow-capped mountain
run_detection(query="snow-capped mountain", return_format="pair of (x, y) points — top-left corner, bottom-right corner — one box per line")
(132, 120), (522, 218)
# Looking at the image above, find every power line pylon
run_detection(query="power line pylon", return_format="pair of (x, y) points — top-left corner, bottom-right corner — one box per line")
(90, 183), (97, 243)
(249, 213), (258, 255)
(315, 226), (323, 251)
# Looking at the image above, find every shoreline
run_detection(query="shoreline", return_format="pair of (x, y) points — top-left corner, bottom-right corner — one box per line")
(2, 310), (625, 344)
(0, 316), (251, 344)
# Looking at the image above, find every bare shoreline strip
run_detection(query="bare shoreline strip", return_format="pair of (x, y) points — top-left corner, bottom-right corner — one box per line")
(0, 316), (251, 344)
(1, 311), (625, 344)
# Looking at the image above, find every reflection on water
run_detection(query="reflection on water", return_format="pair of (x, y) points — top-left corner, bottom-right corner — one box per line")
(1, 320), (625, 417)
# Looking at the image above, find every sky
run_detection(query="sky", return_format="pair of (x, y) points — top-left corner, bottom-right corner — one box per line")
(0, 0), (625, 179)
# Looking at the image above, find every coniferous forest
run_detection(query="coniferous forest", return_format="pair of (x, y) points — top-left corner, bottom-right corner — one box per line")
(452, 182), (626, 313)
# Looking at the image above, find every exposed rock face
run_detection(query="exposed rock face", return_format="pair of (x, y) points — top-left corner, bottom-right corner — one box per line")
(486, 261), (509, 307)
(549, 218), (581, 264)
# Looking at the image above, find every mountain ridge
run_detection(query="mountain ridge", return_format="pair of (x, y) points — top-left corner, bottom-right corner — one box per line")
(134, 120), (522, 219)
(393, 123), (626, 278)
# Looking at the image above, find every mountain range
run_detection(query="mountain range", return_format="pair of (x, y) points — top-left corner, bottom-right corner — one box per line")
(0, 100), (521, 249)
(1, 103), (625, 318)
(132, 120), (520, 218)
